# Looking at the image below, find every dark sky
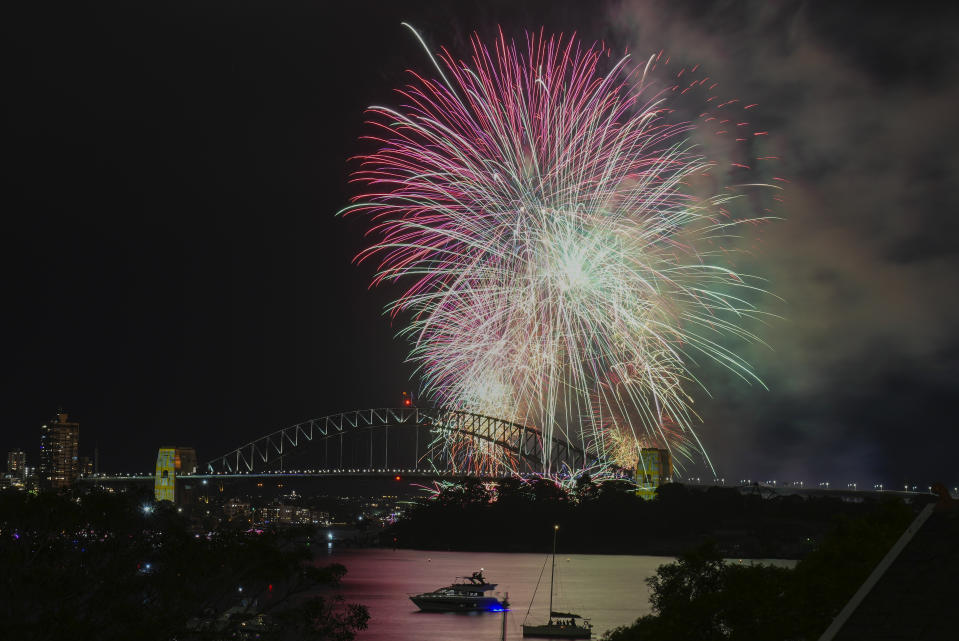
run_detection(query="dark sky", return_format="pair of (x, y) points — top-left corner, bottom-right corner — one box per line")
(6, 1), (957, 486)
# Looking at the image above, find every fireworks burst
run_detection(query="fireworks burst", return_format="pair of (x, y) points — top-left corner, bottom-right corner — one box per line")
(342, 26), (779, 477)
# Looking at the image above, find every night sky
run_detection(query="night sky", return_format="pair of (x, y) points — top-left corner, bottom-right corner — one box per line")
(6, 1), (957, 485)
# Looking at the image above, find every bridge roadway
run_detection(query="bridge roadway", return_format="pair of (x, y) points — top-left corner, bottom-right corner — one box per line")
(80, 474), (942, 501)
(79, 468), (566, 482)
(681, 482), (938, 503)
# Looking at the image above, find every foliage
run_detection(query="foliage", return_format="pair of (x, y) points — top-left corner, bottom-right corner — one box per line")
(602, 499), (914, 641)
(784, 498), (913, 639)
(0, 489), (369, 641)
(391, 478), (897, 557)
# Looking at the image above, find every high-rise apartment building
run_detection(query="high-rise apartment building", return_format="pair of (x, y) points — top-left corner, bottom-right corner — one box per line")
(7, 450), (26, 477)
(39, 412), (80, 491)
(3, 450), (28, 490)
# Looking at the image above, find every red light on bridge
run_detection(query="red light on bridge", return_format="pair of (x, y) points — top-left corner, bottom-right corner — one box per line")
(404, 398), (411, 406)
(395, 475), (402, 481)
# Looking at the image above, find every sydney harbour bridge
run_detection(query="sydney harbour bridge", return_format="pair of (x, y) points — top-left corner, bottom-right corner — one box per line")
(91, 404), (935, 506)
(89, 406), (934, 505)
(201, 407), (589, 478)
(84, 406), (605, 501)
(116, 407), (594, 486)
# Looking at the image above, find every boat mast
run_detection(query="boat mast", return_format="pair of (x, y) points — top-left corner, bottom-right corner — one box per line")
(549, 524), (558, 621)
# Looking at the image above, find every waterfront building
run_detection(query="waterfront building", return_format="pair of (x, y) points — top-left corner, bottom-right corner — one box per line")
(39, 412), (80, 491)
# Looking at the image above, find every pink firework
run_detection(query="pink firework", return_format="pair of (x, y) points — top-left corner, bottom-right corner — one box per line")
(342, 26), (778, 476)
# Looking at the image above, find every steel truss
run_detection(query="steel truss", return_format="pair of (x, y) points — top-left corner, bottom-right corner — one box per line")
(204, 407), (587, 475)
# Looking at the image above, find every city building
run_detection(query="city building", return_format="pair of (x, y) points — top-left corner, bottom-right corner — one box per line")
(7, 450), (26, 478)
(2, 450), (28, 490)
(39, 412), (80, 491)
(635, 447), (672, 500)
(257, 504), (318, 526)
(24, 466), (38, 492)
(224, 498), (253, 521)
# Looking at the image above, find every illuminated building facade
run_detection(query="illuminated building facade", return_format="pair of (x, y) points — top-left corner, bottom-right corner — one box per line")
(154, 446), (198, 502)
(635, 447), (672, 500)
(39, 412), (80, 491)
(155, 448), (176, 501)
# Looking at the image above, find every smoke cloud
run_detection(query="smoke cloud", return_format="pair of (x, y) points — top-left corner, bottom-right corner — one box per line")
(610, 0), (959, 483)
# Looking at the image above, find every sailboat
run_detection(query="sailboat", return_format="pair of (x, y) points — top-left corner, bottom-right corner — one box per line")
(522, 525), (592, 639)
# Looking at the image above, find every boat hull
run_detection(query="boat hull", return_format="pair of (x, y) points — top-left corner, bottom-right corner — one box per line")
(410, 595), (503, 612)
(522, 623), (591, 639)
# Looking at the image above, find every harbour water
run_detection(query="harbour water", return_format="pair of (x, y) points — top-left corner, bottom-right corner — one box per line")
(325, 548), (791, 640)
(325, 548), (799, 640)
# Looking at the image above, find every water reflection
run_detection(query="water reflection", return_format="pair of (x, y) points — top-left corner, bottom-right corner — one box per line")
(324, 549), (667, 640)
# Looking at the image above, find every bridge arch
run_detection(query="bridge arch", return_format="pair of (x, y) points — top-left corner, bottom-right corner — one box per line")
(204, 407), (588, 476)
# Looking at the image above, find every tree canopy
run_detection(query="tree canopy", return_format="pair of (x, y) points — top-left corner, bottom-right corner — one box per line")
(602, 499), (914, 641)
(0, 489), (368, 641)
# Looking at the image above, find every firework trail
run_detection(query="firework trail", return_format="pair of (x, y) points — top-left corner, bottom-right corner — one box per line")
(342, 26), (779, 477)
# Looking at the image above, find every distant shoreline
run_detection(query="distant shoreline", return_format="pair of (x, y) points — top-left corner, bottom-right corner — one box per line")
(338, 545), (800, 564)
